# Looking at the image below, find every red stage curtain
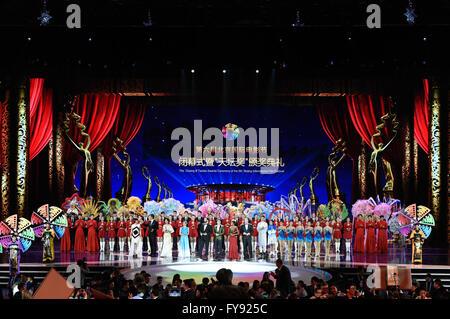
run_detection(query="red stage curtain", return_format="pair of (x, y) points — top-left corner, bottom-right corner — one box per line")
(30, 88), (53, 161)
(63, 93), (122, 194)
(346, 94), (393, 149)
(317, 100), (361, 159)
(30, 78), (44, 119)
(101, 102), (146, 199)
(413, 79), (429, 154)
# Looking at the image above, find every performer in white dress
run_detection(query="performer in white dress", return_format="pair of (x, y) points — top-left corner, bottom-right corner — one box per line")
(160, 219), (174, 258)
(257, 216), (268, 258)
(267, 220), (277, 258)
(129, 217), (143, 258)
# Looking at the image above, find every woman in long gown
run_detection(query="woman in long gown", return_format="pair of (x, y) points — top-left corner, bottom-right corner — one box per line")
(353, 214), (365, 253)
(86, 215), (99, 252)
(61, 217), (72, 251)
(160, 219), (174, 258)
(365, 215), (376, 253)
(42, 223), (56, 262)
(178, 221), (190, 259)
(228, 220), (240, 261)
(267, 220), (277, 258)
(74, 215), (86, 251)
(377, 216), (388, 253)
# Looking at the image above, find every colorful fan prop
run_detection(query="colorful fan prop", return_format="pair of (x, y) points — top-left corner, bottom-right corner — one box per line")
(31, 204), (68, 239)
(0, 215), (36, 253)
(396, 204), (435, 239)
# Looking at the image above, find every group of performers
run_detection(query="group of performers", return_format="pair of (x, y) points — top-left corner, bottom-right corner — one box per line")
(58, 208), (390, 261)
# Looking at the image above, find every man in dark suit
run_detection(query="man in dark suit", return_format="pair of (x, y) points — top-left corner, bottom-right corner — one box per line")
(270, 259), (295, 297)
(147, 214), (158, 256)
(198, 217), (212, 260)
(213, 219), (225, 260)
(240, 218), (253, 260)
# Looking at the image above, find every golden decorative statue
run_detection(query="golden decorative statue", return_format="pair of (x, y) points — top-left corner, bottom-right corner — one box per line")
(326, 138), (347, 202)
(142, 166), (152, 202)
(161, 181), (168, 200)
(112, 138), (133, 203)
(63, 110), (94, 198)
(309, 167), (319, 207)
(298, 177), (307, 203)
(154, 176), (162, 202)
(369, 112), (399, 196)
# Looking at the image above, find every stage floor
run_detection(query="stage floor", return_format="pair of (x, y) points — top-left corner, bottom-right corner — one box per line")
(1, 242), (449, 270)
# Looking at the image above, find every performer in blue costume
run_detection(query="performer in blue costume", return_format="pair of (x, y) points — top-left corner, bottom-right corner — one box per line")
(323, 224), (333, 258)
(178, 221), (190, 259)
(286, 221), (295, 258)
(277, 221), (287, 257)
(313, 224), (323, 258)
(295, 223), (304, 258)
(304, 221), (313, 258)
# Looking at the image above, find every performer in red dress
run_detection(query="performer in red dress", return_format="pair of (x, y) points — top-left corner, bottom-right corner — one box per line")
(156, 215), (164, 254)
(365, 215), (376, 253)
(116, 216), (127, 252)
(228, 220), (240, 261)
(376, 216), (389, 253)
(86, 215), (99, 252)
(333, 217), (343, 254)
(343, 217), (353, 255)
(188, 217), (198, 254)
(61, 217), (72, 251)
(251, 216), (259, 253)
(126, 215), (133, 251)
(107, 218), (117, 252)
(353, 215), (365, 253)
(97, 216), (107, 252)
(74, 215), (86, 251)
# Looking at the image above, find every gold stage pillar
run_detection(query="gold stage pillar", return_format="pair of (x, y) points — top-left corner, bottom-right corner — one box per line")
(0, 78), (29, 218)
(358, 138), (369, 199)
(429, 79), (448, 246)
(94, 148), (105, 201)
(53, 110), (66, 205)
(429, 81), (441, 224)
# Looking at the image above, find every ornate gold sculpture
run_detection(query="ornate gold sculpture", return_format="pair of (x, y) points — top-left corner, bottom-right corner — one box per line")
(142, 166), (152, 202)
(326, 138), (347, 202)
(112, 138), (133, 203)
(368, 111), (399, 197)
(63, 109), (94, 198)
(429, 83), (441, 224)
(161, 181), (168, 200)
(154, 176), (162, 202)
(309, 167), (319, 207)
(298, 177), (307, 203)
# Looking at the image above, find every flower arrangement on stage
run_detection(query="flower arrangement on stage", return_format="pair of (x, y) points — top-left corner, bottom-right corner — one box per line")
(144, 200), (162, 215)
(125, 196), (145, 216)
(117, 206), (130, 219)
(373, 202), (392, 219)
(61, 193), (83, 216)
(351, 199), (375, 217)
(159, 198), (184, 215)
(199, 200), (220, 218)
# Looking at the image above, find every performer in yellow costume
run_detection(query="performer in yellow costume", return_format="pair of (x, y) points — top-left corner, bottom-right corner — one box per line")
(42, 223), (56, 262)
(409, 224), (426, 264)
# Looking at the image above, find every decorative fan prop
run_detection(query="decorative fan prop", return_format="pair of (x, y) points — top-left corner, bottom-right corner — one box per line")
(396, 204), (435, 239)
(31, 204), (68, 240)
(0, 215), (36, 253)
